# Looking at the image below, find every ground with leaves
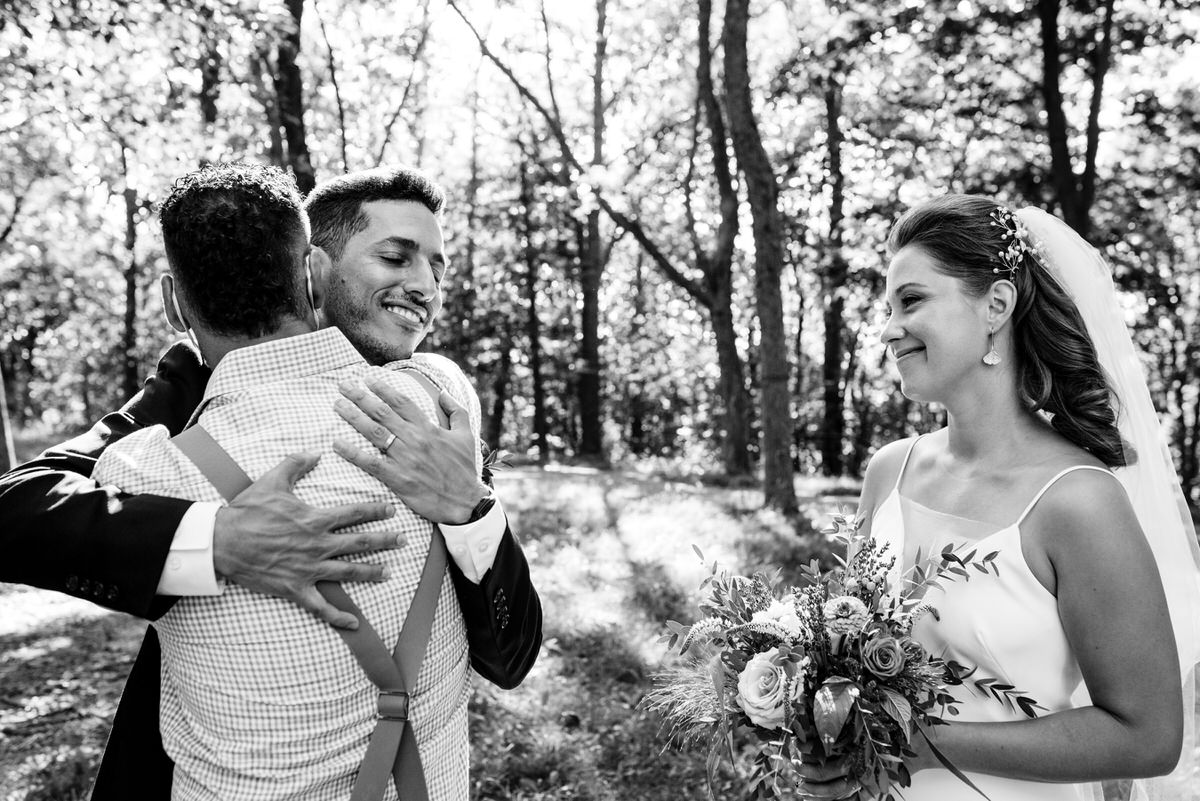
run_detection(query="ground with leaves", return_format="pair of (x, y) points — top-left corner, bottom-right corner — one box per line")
(1, 466), (856, 801)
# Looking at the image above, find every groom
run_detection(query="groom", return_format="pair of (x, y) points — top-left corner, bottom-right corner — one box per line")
(0, 164), (541, 798)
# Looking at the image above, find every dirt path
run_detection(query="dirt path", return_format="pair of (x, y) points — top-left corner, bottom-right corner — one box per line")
(0, 584), (146, 800)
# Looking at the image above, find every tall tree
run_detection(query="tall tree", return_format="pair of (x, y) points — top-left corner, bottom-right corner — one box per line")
(0, 363), (13, 471)
(577, 0), (608, 460)
(519, 136), (549, 463)
(696, 0), (753, 476)
(819, 66), (848, 476)
(448, 0), (756, 475)
(1036, 0), (1115, 237)
(274, 0), (315, 193)
(723, 0), (797, 511)
(117, 140), (143, 400)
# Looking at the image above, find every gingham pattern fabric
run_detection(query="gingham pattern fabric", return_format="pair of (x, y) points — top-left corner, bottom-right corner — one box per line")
(93, 328), (483, 801)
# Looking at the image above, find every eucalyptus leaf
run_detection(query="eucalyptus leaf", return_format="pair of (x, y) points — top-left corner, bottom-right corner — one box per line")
(880, 686), (913, 734)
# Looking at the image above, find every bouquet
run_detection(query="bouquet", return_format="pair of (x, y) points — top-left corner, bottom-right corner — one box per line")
(645, 514), (1041, 800)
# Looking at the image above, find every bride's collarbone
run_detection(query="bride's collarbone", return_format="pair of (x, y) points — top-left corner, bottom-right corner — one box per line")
(903, 459), (1064, 526)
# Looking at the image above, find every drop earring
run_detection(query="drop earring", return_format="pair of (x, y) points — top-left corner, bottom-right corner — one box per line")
(983, 329), (1001, 366)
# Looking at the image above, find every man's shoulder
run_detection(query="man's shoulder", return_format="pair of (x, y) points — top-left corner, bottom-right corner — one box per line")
(92, 424), (212, 500)
(397, 353), (474, 399)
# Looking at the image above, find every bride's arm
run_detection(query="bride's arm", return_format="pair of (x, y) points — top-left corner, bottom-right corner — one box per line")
(916, 469), (1184, 781)
(855, 437), (916, 540)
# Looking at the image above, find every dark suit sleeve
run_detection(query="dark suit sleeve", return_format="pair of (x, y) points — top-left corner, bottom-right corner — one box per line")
(0, 342), (209, 620)
(447, 523), (542, 689)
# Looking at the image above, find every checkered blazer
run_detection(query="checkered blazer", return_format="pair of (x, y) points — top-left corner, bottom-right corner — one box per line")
(93, 328), (482, 801)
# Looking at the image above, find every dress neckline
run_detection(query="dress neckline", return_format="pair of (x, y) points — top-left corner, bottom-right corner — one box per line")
(889, 435), (1114, 532)
(899, 492), (997, 528)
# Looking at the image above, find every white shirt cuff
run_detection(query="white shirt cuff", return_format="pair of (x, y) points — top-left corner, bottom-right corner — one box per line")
(156, 502), (224, 596)
(439, 495), (506, 584)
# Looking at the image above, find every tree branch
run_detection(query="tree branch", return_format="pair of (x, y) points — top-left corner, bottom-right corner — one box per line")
(0, 182), (31, 247)
(445, 0), (710, 305)
(375, 0), (431, 167)
(1081, 0), (1115, 223)
(539, 0), (565, 134)
(314, 0), (349, 172)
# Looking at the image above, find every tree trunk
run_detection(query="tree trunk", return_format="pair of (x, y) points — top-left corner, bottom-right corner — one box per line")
(119, 144), (141, 400)
(711, 299), (753, 474)
(577, 0), (608, 460)
(519, 144), (548, 463)
(1036, 0), (1113, 237)
(0, 361), (14, 471)
(723, 0), (796, 513)
(487, 331), (512, 452)
(820, 74), (847, 476)
(448, 0), (754, 475)
(628, 251), (647, 455)
(274, 0), (315, 194)
(198, 3), (221, 131)
(791, 264), (806, 468)
(255, 44), (285, 166)
(698, 0), (752, 476)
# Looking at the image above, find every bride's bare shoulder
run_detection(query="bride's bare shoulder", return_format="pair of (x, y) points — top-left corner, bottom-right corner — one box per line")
(859, 435), (924, 511)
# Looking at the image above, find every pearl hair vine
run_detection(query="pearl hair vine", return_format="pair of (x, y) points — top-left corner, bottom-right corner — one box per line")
(988, 205), (1048, 277)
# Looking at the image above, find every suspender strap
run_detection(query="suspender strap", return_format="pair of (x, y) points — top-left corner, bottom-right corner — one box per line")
(171, 424), (443, 801)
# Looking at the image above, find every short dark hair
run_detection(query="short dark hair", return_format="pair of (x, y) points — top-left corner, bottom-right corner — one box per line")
(304, 166), (445, 262)
(159, 162), (309, 338)
(887, 194), (1131, 467)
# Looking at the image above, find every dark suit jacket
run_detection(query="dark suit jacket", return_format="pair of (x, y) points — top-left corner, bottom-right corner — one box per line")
(0, 343), (542, 800)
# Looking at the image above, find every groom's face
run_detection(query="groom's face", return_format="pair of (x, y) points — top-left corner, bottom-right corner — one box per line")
(322, 200), (446, 365)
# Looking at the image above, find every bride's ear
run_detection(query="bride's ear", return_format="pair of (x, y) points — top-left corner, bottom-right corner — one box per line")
(986, 279), (1017, 330)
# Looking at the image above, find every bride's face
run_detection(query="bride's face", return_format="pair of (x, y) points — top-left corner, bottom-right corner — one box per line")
(882, 245), (991, 403)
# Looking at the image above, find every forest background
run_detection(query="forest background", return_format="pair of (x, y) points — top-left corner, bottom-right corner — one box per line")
(2, 0), (1199, 514)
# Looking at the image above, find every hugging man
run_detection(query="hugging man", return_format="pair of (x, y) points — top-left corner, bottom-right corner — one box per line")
(0, 162), (541, 800)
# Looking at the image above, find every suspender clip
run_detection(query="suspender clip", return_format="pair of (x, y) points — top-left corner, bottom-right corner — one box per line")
(377, 691), (410, 722)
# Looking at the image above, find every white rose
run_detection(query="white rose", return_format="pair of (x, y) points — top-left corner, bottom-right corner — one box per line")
(750, 597), (809, 642)
(736, 647), (805, 730)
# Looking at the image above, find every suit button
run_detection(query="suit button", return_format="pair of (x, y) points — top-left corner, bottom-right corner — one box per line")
(65, 575), (79, 592)
(107, 587), (119, 602)
(78, 578), (91, 594)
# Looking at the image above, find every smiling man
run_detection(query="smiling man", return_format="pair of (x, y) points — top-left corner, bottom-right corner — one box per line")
(85, 163), (542, 800)
(0, 164), (541, 801)
(315, 195), (446, 364)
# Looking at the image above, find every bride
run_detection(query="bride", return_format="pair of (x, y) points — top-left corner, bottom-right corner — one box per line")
(802, 195), (1200, 801)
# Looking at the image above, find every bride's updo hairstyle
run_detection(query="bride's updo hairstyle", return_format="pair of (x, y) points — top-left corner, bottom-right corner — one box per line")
(887, 194), (1130, 467)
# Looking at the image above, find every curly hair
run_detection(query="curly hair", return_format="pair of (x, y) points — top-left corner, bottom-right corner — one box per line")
(304, 165), (444, 262)
(886, 194), (1132, 468)
(159, 162), (309, 338)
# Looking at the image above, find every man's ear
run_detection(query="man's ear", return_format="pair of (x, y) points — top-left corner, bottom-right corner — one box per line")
(160, 273), (188, 333)
(986, 279), (1018, 330)
(307, 246), (331, 312)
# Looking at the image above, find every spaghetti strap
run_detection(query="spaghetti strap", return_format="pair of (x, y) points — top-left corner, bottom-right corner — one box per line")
(1014, 465), (1115, 527)
(891, 436), (924, 493)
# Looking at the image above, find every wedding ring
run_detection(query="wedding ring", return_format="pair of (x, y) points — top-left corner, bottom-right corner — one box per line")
(380, 432), (398, 454)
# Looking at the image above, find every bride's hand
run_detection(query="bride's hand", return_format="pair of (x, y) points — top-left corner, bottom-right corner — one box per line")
(795, 754), (860, 800)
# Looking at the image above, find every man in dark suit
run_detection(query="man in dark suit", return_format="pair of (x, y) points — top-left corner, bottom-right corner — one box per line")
(0, 165), (542, 799)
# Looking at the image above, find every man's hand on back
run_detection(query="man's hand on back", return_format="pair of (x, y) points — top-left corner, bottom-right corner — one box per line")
(331, 380), (488, 525)
(213, 452), (401, 630)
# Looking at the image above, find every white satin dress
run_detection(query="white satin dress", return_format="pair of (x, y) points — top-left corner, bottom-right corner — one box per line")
(870, 438), (1107, 801)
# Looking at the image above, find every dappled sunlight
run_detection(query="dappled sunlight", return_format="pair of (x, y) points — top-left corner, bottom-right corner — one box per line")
(0, 584), (115, 638)
(0, 468), (879, 799)
(1, 635), (73, 664)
